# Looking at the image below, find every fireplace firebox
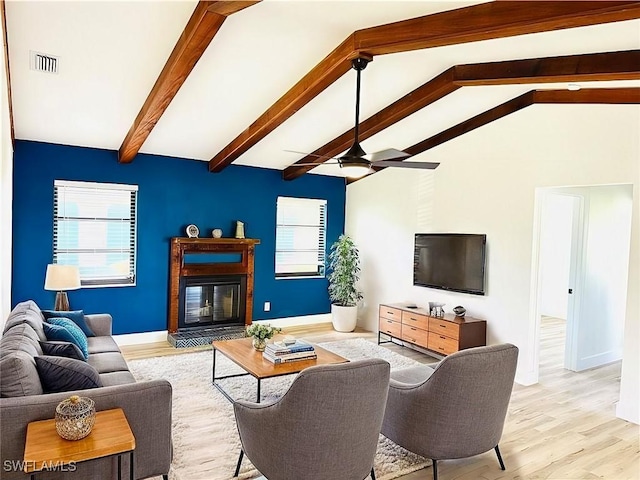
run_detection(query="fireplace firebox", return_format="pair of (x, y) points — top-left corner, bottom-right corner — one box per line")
(179, 275), (246, 330)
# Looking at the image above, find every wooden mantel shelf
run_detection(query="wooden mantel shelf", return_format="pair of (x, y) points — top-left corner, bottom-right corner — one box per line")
(168, 237), (260, 333)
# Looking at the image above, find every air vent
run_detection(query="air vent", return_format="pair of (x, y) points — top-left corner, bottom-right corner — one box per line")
(30, 51), (59, 74)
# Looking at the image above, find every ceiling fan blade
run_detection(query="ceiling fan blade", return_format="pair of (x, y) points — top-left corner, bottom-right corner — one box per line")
(283, 149), (336, 160)
(363, 148), (410, 162)
(372, 160), (440, 170)
(287, 161), (342, 166)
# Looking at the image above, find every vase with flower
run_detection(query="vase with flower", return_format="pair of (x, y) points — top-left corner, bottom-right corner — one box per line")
(246, 323), (281, 351)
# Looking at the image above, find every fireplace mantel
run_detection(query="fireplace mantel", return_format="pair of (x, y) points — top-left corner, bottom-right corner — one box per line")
(168, 237), (260, 334)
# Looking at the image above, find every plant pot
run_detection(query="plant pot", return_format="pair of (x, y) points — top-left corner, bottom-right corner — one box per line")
(331, 304), (358, 332)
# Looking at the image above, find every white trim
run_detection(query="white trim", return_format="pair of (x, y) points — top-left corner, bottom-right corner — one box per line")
(54, 179), (138, 191)
(616, 398), (640, 425)
(112, 314), (332, 345)
(114, 330), (168, 346)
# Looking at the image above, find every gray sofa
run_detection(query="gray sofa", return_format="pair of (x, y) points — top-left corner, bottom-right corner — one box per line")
(0, 300), (172, 480)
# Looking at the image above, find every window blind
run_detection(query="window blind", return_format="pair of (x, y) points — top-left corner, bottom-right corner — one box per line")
(275, 197), (327, 278)
(53, 180), (138, 287)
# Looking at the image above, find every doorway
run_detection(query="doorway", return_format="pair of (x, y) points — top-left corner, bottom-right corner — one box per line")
(531, 184), (633, 383)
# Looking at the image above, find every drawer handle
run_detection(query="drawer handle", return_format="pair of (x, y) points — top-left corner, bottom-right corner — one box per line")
(387, 320), (393, 324)
(411, 327), (417, 331)
(440, 336), (446, 340)
(387, 311), (394, 315)
(438, 347), (445, 351)
(440, 324), (447, 328)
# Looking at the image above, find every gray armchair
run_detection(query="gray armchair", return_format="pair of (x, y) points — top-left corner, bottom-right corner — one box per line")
(381, 344), (518, 480)
(233, 358), (391, 480)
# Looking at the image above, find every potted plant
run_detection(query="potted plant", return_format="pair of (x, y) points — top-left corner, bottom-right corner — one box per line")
(246, 323), (281, 351)
(328, 234), (363, 332)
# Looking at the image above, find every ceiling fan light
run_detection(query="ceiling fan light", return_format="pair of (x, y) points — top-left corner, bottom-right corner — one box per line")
(339, 157), (371, 178)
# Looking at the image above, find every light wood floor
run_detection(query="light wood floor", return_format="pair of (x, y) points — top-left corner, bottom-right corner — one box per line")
(121, 319), (639, 480)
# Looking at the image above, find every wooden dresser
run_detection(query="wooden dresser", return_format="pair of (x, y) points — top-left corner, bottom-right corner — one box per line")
(378, 303), (486, 356)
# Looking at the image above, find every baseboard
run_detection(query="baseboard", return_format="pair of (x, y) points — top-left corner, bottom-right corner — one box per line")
(575, 350), (622, 371)
(113, 313), (332, 346)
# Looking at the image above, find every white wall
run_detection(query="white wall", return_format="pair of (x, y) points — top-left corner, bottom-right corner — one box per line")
(0, 19), (13, 328)
(346, 104), (639, 423)
(539, 193), (573, 319)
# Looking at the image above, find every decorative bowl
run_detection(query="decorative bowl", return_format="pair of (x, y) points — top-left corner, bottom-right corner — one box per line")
(453, 305), (466, 317)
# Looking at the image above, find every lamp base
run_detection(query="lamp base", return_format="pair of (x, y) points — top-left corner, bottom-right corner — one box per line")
(54, 291), (70, 311)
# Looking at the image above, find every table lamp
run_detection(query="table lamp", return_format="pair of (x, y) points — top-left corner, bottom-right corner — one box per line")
(44, 264), (81, 311)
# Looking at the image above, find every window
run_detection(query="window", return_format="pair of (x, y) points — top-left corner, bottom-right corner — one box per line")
(53, 180), (138, 287)
(275, 197), (327, 278)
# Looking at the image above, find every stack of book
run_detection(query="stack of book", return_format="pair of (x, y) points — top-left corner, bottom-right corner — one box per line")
(263, 339), (317, 364)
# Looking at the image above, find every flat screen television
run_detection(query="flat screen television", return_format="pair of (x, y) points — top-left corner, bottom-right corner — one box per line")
(413, 233), (486, 295)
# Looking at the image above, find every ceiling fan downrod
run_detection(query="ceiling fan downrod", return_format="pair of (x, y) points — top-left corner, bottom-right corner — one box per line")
(343, 57), (370, 160)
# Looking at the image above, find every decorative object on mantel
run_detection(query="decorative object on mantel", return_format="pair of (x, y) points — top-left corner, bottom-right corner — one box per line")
(235, 221), (245, 239)
(55, 395), (96, 440)
(453, 305), (466, 317)
(429, 301), (445, 317)
(186, 224), (199, 238)
(211, 228), (223, 238)
(245, 323), (281, 351)
(44, 264), (81, 311)
(328, 234), (363, 332)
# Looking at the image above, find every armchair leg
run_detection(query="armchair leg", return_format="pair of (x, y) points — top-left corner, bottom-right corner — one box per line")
(234, 449), (244, 477)
(371, 467), (376, 479)
(494, 445), (506, 470)
(432, 459), (438, 480)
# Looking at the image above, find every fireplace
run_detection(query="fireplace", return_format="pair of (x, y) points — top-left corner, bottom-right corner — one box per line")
(167, 238), (260, 347)
(179, 275), (246, 330)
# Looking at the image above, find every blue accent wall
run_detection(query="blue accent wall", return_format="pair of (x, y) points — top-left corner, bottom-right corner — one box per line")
(12, 141), (346, 334)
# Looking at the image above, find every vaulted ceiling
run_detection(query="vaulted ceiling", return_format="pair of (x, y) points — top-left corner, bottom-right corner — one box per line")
(5, 1), (640, 180)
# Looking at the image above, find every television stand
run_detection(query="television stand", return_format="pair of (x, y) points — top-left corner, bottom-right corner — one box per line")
(378, 303), (486, 356)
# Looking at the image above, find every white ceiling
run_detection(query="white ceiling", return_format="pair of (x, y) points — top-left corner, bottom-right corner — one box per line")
(6, 1), (640, 177)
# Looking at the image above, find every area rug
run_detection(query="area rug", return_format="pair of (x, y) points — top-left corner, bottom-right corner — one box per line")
(129, 338), (430, 480)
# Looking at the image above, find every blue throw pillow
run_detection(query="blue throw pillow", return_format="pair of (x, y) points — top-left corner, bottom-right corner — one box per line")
(39, 341), (85, 362)
(35, 356), (102, 393)
(42, 310), (95, 337)
(42, 319), (89, 360)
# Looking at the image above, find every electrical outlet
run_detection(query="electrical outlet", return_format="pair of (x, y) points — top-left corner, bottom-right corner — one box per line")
(264, 301), (271, 312)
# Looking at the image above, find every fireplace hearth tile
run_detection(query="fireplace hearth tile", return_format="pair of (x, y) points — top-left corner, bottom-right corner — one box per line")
(167, 326), (246, 348)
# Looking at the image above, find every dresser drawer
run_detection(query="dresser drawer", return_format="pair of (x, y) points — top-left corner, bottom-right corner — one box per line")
(401, 325), (429, 348)
(429, 318), (460, 340)
(428, 333), (458, 355)
(379, 305), (402, 322)
(401, 311), (429, 330)
(379, 318), (402, 338)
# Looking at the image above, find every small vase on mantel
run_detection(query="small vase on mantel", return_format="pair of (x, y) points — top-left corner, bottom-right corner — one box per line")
(252, 337), (267, 352)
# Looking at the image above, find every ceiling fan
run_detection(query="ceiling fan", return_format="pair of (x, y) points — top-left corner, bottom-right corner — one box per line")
(286, 57), (439, 178)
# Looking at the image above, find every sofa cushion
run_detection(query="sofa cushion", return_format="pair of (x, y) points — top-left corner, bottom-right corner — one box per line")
(99, 371), (136, 387)
(0, 351), (44, 397)
(87, 352), (129, 374)
(42, 310), (95, 337)
(87, 336), (120, 354)
(43, 319), (89, 360)
(40, 341), (86, 362)
(0, 324), (43, 358)
(3, 300), (47, 342)
(35, 356), (102, 393)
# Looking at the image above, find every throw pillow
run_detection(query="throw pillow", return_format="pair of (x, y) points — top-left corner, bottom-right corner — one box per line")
(42, 320), (89, 360)
(35, 355), (102, 393)
(39, 341), (85, 362)
(42, 310), (95, 337)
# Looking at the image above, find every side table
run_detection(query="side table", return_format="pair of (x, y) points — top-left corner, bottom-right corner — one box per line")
(24, 408), (136, 480)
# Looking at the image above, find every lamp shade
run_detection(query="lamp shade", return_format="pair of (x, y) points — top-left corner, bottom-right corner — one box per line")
(44, 264), (81, 291)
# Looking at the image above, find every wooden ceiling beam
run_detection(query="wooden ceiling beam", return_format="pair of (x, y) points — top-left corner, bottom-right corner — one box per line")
(208, 35), (355, 172)
(352, 87), (640, 183)
(284, 49), (640, 181)
(354, 2), (640, 56)
(1, 0), (14, 145)
(118, 1), (260, 164)
(209, 1), (640, 173)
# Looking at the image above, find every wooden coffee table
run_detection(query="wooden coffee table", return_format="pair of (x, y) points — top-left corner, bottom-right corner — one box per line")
(212, 337), (348, 403)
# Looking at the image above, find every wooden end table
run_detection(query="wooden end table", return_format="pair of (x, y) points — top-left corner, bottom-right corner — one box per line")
(24, 408), (136, 480)
(212, 337), (348, 403)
